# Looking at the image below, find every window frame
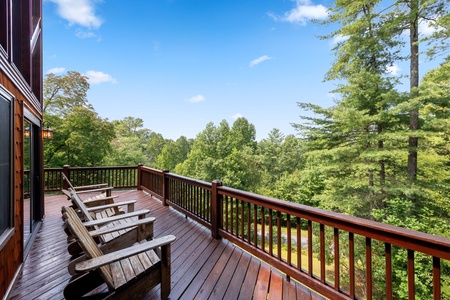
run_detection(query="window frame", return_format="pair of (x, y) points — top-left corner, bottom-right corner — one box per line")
(0, 84), (15, 250)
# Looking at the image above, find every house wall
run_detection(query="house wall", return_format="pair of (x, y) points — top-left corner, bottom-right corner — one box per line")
(0, 72), (26, 299)
(0, 0), (43, 298)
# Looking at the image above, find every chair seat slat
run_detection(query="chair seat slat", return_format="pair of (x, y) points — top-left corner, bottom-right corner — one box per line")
(110, 261), (128, 289)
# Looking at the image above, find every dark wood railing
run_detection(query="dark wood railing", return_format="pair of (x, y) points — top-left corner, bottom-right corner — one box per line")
(137, 167), (450, 300)
(43, 165), (138, 192)
(43, 165), (450, 299)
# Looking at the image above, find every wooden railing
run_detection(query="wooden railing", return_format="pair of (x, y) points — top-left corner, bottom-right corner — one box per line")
(43, 165), (138, 192)
(137, 166), (450, 300)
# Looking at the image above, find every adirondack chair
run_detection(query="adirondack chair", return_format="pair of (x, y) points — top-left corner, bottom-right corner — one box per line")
(62, 171), (113, 197)
(63, 190), (154, 256)
(62, 188), (120, 210)
(63, 206), (176, 299)
(62, 188), (131, 217)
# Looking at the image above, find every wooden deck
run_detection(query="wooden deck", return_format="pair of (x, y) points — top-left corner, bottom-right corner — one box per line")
(8, 190), (325, 300)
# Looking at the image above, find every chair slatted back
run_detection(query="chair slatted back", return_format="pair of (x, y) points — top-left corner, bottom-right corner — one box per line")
(61, 172), (76, 190)
(63, 206), (115, 289)
(70, 189), (95, 223)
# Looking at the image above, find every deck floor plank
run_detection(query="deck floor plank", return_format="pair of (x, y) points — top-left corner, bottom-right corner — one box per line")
(223, 250), (252, 300)
(8, 191), (323, 300)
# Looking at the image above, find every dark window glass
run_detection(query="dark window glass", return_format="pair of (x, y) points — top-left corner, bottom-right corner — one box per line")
(0, 1), (7, 52)
(0, 94), (11, 236)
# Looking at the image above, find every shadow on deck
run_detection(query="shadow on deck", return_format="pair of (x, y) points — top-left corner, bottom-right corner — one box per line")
(8, 190), (325, 299)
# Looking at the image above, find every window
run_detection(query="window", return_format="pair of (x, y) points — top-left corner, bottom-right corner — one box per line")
(0, 87), (13, 248)
(12, 0), (31, 83)
(0, 0), (7, 52)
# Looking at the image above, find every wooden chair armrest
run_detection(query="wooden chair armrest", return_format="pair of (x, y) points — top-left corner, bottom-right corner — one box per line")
(82, 195), (119, 203)
(87, 199), (135, 213)
(83, 196), (123, 207)
(82, 196), (119, 208)
(74, 186), (113, 194)
(75, 235), (176, 273)
(73, 183), (109, 191)
(83, 209), (150, 227)
(62, 189), (71, 200)
(88, 217), (156, 237)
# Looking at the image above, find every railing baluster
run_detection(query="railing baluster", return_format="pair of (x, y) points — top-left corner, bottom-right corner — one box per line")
(287, 214), (291, 266)
(188, 183), (191, 213)
(195, 186), (199, 217)
(192, 184), (194, 215)
(240, 200), (244, 240)
(246, 202), (250, 243)
(236, 199), (239, 237)
(408, 249), (415, 300)
(230, 198), (234, 235)
(261, 207), (265, 252)
(253, 204), (257, 246)
(207, 189), (211, 222)
(199, 186), (203, 219)
(433, 256), (441, 300)
(277, 211), (282, 260)
(366, 237), (372, 300)
(349, 232), (355, 298)
(269, 209), (273, 256)
(334, 228), (340, 291)
(320, 223), (325, 283)
(225, 196), (229, 232)
(297, 217), (301, 271)
(308, 220), (313, 277)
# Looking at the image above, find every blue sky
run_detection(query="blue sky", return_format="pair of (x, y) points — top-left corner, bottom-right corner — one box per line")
(43, 0), (435, 141)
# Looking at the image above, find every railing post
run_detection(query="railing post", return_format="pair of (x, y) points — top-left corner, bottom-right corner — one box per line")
(62, 165), (70, 190)
(137, 164), (143, 191)
(162, 169), (169, 206)
(211, 179), (223, 239)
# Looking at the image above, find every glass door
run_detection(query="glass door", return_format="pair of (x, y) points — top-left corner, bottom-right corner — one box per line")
(23, 120), (32, 245)
(23, 119), (41, 248)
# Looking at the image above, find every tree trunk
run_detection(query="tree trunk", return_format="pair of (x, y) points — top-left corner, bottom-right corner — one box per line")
(408, 0), (419, 182)
(378, 124), (386, 207)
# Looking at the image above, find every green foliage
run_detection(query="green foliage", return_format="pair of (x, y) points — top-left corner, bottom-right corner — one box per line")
(45, 106), (115, 167)
(106, 117), (169, 167)
(43, 72), (115, 167)
(44, 71), (92, 116)
(177, 118), (261, 191)
(103, 136), (148, 166)
(155, 136), (193, 171)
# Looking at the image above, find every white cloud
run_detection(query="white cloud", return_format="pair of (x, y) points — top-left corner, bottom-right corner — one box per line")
(269, 0), (328, 25)
(327, 92), (336, 98)
(84, 70), (117, 85)
(231, 113), (243, 120)
(419, 19), (436, 37)
(46, 67), (66, 74)
(49, 0), (103, 29)
(249, 55), (272, 67)
(401, 19), (442, 38)
(187, 95), (206, 103)
(387, 64), (401, 76)
(330, 34), (348, 46)
(75, 29), (97, 39)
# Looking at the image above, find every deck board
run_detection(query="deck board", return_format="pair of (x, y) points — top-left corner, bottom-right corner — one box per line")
(8, 190), (325, 300)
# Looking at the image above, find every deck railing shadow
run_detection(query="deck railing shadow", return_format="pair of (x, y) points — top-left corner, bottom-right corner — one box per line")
(44, 165), (450, 299)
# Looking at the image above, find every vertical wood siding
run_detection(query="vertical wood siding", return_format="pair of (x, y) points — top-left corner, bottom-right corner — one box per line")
(0, 71), (41, 299)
